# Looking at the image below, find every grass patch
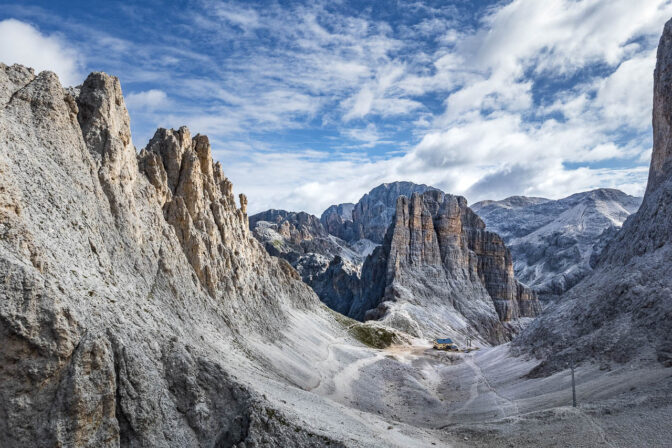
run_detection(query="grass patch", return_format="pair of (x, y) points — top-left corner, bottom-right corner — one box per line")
(348, 324), (399, 349)
(322, 304), (404, 349)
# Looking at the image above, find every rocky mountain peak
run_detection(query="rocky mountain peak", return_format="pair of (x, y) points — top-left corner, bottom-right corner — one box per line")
(1, 63), (337, 446)
(473, 188), (641, 298)
(350, 190), (540, 344)
(648, 18), (672, 194)
(328, 181), (440, 243)
(320, 202), (355, 239)
(139, 126), (250, 296)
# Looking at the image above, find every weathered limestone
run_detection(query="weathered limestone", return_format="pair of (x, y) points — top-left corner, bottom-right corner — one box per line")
(249, 209), (365, 314)
(353, 190), (540, 344)
(0, 63), (332, 447)
(139, 127), (251, 296)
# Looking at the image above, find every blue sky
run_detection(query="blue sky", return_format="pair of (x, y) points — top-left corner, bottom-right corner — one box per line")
(1, 0), (671, 214)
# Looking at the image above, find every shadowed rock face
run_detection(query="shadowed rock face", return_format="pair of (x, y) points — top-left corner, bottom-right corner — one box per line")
(320, 203), (355, 240)
(352, 190), (540, 344)
(0, 64), (337, 447)
(248, 209), (365, 313)
(515, 19), (672, 373)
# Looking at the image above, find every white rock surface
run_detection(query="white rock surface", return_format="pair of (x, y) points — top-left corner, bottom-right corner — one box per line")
(473, 189), (641, 298)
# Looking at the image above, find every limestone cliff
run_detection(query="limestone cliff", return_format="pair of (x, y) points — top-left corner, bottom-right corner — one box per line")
(352, 190), (540, 344)
(0, 64), (345, 447)
(320, 202), (355, 240)
(350, 181), (439, 243)
(249, 209), (365, 315)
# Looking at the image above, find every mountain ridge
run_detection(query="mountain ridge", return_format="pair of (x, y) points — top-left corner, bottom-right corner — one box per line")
(473, 188), (641, 298)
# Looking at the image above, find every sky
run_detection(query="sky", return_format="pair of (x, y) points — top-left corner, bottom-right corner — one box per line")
(1, 0), (671, 215)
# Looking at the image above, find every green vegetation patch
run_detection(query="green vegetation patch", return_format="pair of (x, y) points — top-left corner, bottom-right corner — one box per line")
(323, 304), (404, 349)
(348, 323), (400, 349)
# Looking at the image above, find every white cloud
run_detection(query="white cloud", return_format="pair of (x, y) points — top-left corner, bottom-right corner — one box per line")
(0, 19), (82, 86)
(125, 89), (169, 111)
(9, 1), (663, 214)
(594, 51), (657, 130)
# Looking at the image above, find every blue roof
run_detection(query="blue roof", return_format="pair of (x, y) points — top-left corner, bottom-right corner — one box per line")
(436, 338), (454, 344)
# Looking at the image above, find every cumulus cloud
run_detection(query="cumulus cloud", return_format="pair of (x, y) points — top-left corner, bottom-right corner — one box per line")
(125, 89), (169, 111)
(192, 0), (667, 212)
(7, 1), (665, 214)
(0, 19), (82, 86)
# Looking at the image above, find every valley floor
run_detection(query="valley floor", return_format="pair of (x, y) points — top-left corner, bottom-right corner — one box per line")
(241, 317), (672, 447)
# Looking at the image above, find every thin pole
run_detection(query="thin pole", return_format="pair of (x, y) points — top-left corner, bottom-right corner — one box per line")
(570, 354), (577, 407)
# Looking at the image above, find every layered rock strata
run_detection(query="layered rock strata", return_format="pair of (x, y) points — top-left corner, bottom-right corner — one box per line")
(351, 191), (540, 344)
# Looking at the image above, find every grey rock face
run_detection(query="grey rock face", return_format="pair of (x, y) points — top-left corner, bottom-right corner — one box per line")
(472, 189), (641, 298)
(350, 181), (439, 243)
(320, 202), (355, 240)
(309, 256), (363, 315)
(0, 63), (339, 447)
(249, 209), (366, 317)
(319, 182), (438, 244)
(515, 19), (672, 373)
(351, 191), (540, 344)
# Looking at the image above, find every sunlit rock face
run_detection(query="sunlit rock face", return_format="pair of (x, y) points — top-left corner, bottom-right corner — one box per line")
(0, 63), (330, 447)
(349, 181), (439, 244)
(352, 190), (541, 345)
(515, 19), (672, 373)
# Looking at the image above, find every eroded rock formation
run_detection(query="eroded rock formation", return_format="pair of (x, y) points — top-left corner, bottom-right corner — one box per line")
(320, 202), (355, 240)
(350, 181), (439, 243)
(0, 64), (337, 447)
(352, 191), (540, 344)
(249, 209), (365, 314)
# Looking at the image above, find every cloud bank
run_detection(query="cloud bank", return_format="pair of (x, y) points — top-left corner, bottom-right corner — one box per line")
(2, 0), (669, 214)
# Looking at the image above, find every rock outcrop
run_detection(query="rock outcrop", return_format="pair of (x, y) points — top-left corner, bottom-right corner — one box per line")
(318, 182), (438, 244)
(249, 209), (365, 315)
(249, 182), (441, 317)
(0, 63), (353, 447)
(472, 189), (641, 299)
(515, 20), (672, 372)
(351, 191), (540, 344)
(320, 202), (355, 240)
(349, 181), (439, 243)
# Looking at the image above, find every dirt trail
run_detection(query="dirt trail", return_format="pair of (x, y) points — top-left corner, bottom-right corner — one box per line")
(469, 354), (520, 417)
(578, 408), (616, 448)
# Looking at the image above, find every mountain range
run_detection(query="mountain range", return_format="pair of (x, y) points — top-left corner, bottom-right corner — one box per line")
(472, 189), (642, 299)
(3, 17), (672, 448)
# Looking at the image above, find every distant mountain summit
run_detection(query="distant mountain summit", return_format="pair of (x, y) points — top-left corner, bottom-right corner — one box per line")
(251, 181), (541, 343)
(472, 188), (641, 298)
(322, 181), (440, 243)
